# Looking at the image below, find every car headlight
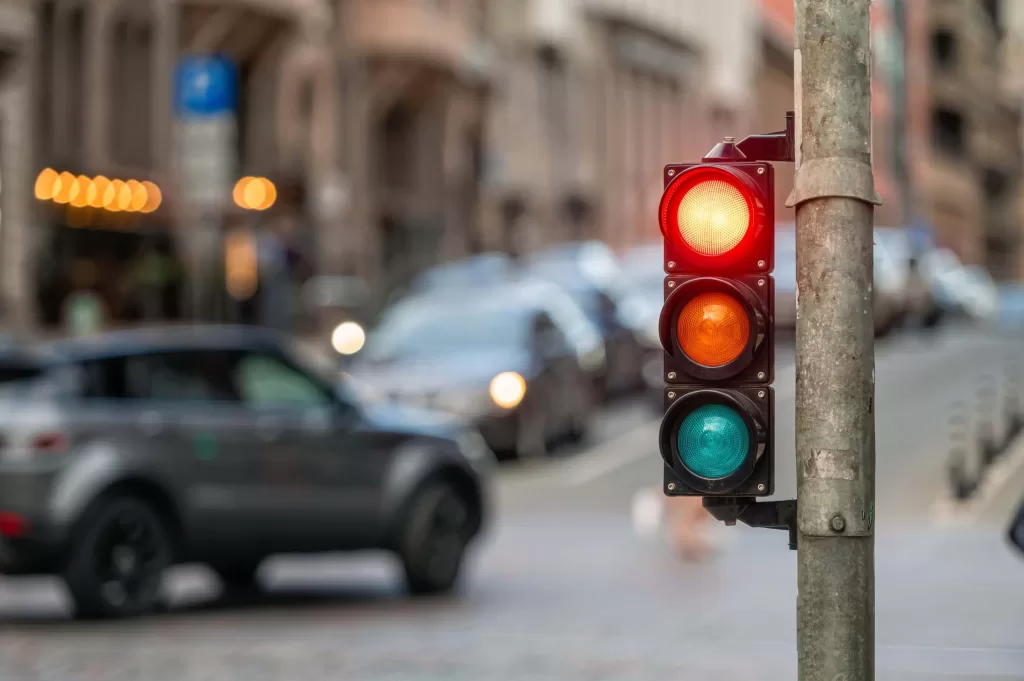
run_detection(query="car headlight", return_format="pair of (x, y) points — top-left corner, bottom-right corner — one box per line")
(489, 372), (526, 409)
(331, 322), (366, 355)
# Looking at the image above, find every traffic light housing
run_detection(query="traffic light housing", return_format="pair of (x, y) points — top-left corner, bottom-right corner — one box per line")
(659, 157), (776, 498)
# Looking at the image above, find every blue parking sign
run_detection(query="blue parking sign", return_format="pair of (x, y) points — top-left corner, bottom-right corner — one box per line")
(174, 56), (238, 117)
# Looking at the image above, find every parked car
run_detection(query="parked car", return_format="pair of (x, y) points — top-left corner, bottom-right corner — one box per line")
(348, 280), (605, 460)
(960, 266), (1000, 323)
(921, 250), (999, 323)
(0, 325), (493, 618)
(874, 227), (943, 329)
(996, 283), (1024, 331)
(619, 244), (668, 412)
(775, 226), (797, 330)
(408, 253), (516, 295)
(772, 225), (907, 337)
(520, 241), (648, 397)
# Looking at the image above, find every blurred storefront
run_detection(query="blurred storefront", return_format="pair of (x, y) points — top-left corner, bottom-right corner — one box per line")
(22, 0), (333, 331)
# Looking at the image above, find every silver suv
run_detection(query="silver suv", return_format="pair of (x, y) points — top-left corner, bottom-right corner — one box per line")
(0, 326), (492, 618)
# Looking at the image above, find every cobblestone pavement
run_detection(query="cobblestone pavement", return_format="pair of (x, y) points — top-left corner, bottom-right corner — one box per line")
(2, 329), (1024, 680)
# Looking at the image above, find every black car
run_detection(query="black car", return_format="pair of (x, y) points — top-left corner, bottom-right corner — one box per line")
(520, 241), (649, 397)
(348, 280), (606, 460)
(0, 325), (492, 617)
(619, 244), (669, 411)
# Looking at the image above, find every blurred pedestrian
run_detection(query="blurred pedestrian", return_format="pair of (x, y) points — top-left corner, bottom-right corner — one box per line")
(663, 493), (713, 561)
(63, 259), (106, 337)
(256, 214), (297, 332)
(631, 485), (714, 561)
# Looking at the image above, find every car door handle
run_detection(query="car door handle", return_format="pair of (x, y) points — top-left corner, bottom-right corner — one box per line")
(137, 411), (165, 437)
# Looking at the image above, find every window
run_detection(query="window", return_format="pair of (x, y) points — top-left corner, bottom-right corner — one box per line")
(931, 30), (957, 70)
(931, 108), (966, 157)
(123, 351), (240, 402)
(234, 353), (331, 408)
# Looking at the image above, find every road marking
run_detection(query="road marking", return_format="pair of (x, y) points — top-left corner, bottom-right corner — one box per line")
(930, 429), (1024, 526)
(557, 422), (656, 487)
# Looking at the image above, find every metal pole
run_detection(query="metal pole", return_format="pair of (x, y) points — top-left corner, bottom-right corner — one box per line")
(789, 1), (881, 679)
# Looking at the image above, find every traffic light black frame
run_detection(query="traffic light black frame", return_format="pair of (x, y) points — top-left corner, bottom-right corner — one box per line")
(659, 275), (774, 384)
(660, 386), (774, 497)
(658, 112), (798, 549)
(660, 162), (775, 275)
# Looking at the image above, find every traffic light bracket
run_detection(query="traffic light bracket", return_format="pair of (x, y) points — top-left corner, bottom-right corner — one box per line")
(702, 111), (796, 164)
(703, 497), (798, 551)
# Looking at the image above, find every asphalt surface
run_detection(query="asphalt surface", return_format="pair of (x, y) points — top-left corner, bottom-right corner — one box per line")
(3, 326), (1024, 680)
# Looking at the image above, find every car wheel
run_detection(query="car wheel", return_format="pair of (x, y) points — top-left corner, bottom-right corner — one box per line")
(63, 497), (173, 619)
(398, 480), (474, 595)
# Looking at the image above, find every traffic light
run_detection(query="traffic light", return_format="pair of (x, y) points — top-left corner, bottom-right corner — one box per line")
(658, 159), (775, 498)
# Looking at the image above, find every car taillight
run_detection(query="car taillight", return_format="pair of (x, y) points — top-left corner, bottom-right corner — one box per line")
(32, 432), (68, 454)
(0, 511), (27, 537)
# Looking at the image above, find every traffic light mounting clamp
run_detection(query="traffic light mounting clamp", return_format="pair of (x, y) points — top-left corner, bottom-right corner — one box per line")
(702, 111), (796, 164)
(703, 497), (798, 551)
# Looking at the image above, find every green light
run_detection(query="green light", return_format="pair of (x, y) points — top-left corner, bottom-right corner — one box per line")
(677, 404), (750, 479)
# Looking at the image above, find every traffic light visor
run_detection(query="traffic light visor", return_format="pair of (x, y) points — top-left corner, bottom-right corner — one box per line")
(677, 403), (750, 479)
(676, 292), (750, 367)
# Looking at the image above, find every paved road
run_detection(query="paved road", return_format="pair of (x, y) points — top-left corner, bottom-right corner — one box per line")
(3, 327), (1024, 680)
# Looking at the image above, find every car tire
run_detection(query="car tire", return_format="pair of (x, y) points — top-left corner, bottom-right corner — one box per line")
(63, 496), (173, 620)
(398, 480), (474, 596)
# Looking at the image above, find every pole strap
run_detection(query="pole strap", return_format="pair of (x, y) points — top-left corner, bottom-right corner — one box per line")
(785, 158), (882, 208)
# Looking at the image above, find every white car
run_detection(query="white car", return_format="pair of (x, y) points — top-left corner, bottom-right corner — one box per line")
(921, 250), (998, 323)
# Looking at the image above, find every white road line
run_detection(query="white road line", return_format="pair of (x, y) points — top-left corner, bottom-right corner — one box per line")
(557, 422), (657, 487)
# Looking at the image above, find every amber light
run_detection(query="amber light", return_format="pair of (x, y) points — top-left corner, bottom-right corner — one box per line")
(676, 179), (751, 256)
(34, 169), (162, 214)
(676, 292), (751, 367)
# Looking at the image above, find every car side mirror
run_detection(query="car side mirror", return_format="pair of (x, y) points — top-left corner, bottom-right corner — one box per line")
(1008, 499), (1024, 556)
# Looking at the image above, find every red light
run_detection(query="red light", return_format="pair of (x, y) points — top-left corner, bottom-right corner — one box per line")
(0, 512), (27, 537)
(659, 166), (763, 267)
(32, 432), (68, 453)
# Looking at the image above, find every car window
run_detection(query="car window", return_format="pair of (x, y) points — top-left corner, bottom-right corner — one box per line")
(122, 351), (240, 403)
(543, 293), (603, 356)
(366, 302), (532, 360)
(234, 353), (333, 408)
(0, 357), (76, 401)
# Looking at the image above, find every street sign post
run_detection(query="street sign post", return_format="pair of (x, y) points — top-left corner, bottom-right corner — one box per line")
(173, 55), (239, 320)
(789, 1), (881, 679)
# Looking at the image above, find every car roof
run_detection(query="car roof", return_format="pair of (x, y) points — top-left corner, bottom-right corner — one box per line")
(36, 324), (285, 362)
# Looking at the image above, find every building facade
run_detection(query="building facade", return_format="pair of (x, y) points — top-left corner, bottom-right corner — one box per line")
(335, 0), (494, 295)
(904, 0), (1023, 278)
(757, 0), (906, 227)
(480, 0), (759, 256)
(0, 0), (38, 332)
